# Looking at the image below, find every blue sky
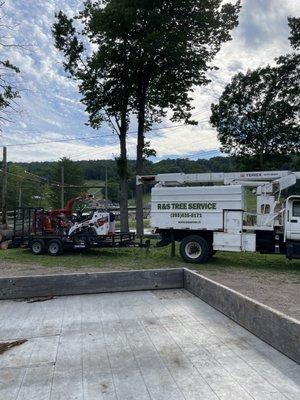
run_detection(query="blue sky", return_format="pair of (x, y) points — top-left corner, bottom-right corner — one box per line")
(1, 0), (299, 162)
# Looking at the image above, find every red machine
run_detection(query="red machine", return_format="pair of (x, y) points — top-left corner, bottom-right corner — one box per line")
(36, 195), (90, 234)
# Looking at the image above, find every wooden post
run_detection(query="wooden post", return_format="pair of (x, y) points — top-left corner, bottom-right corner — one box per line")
(18, 187), (22, 208)
(61, 166), (64, 209)
(1, 146), (7, 226)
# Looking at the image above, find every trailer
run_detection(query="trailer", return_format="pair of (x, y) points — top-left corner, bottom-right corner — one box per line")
(137, 170), (300, 263)
(12, 207), (147, 256)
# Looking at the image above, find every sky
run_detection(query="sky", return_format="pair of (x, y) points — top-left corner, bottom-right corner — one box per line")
(1, 0), (299, 163)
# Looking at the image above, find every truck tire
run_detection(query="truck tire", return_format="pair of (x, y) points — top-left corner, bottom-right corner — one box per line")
(180, 235), (210, 264)
(47, 239), (63, 256)
(30, 239), (45, 255)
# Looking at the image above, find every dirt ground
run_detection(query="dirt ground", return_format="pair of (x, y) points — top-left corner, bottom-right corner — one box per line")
(199, 268), (300, 321)
(0, 260), (299, 321)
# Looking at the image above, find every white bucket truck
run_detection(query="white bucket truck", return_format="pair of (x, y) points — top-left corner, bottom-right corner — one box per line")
(137, 171), (300, 263)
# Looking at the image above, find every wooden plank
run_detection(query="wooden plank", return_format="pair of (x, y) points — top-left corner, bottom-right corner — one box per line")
(184, 268), (300, 363)
(0, 269), (184, 300)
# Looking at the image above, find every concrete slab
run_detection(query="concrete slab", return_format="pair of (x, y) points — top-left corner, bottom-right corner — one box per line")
(1, 289), (299, 400)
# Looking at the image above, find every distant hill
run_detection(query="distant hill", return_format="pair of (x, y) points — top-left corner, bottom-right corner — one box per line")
(10, 156), (234, 183)
(2, 155), (299, 210)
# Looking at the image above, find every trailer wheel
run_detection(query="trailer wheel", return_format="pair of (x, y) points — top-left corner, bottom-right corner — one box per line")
(180, 235), (210, 264)
(47, 239), (63, 256)
(30, 239), (45, 255)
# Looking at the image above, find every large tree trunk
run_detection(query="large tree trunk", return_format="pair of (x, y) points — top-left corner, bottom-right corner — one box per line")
(259, 150), (265, 170)
(118, 123), (129, 233)
(136, 145), (144, 236)
(136, 95), (146, 237)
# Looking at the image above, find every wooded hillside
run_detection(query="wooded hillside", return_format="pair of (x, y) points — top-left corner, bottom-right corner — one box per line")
(1, 155), (299, 210)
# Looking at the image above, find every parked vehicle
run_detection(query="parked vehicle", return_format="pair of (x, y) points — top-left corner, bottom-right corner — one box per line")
(13, 195), (148, 255)
(137, 171), (300, 263)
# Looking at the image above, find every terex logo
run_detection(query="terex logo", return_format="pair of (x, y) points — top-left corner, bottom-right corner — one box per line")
(245, 173), (262, 177)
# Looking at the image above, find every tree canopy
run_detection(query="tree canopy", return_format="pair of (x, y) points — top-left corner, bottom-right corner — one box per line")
(3, 152), (298, 214)
(128, 0), (241, 234)
(53, 0), (241, 234)
(0, 165), (44, 210)
(210, 17), (300, 169)
(0, 2), (21, 126)
(289, 16), (300, 49)
(49, 158), (84, 208)
(53, 3), (137, 230)
(68, 0), (240, 233)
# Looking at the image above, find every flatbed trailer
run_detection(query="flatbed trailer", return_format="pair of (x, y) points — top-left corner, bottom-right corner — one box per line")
(12, 208), (148, 256)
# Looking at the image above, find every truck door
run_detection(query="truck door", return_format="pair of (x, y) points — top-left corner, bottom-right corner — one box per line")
(286, 199), (300, 241)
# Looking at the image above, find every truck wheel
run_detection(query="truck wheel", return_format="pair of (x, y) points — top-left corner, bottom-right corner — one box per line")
(30, 239), (45, 255)
(47, 239), (63, 256)
(180, 235), (210, 264)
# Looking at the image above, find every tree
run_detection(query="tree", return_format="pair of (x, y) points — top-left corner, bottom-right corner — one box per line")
(112, 0), (241, 234)
(53, 0), (241, 235)
(0, 165), (48, 210)
(0, 2), (21, 126)
(107, 180), (119, 203)
(211, 18), (300, 170)
(53, 5), (136, 231)
(288, 16), (300, 49)
(49, 158), (84, 208)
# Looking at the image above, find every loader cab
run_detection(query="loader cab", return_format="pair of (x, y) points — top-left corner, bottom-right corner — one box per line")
(285, 196), (300, 242)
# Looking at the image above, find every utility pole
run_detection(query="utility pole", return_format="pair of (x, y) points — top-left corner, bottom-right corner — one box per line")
(105, 166), (108, 210)
(1, 146), (7, 227)
(61, 165), (65, 209)
(18, 187), (22, 208)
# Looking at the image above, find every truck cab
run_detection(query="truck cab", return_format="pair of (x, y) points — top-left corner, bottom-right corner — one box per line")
(285, 196), (300, 259)
(285, 196), (300, 240)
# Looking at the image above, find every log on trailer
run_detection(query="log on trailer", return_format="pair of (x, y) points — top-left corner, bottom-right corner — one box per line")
(0, 240), (12, 250)
(0, 229), (13, 241)
(0, 228), (13, 250)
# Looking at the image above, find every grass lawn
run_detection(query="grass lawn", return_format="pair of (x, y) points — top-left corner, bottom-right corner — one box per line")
(85, 180), (105, 197)
(1, 244), (299, 274)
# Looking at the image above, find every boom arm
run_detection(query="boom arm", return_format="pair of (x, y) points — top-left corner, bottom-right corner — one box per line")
(137, 171), (300, 194)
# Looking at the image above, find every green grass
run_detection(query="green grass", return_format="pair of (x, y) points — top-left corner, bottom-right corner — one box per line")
(84, 180), (105, 198)
(128, 193), (151, 207)
(1, 245), (299, 274)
